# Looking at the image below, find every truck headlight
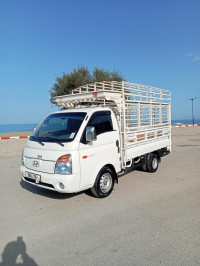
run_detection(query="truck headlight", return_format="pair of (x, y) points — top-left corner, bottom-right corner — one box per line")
(55, 154), (72, 175)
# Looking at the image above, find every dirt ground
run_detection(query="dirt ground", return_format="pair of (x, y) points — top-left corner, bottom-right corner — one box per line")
(0, 131), (31, 137)
(0, 127), (200, 266)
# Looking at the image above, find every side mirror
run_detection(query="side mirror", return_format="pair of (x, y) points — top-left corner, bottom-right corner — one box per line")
(86, 126), (97, 142)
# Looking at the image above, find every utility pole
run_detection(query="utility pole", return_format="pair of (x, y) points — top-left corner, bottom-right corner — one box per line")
(187, 97), (198, 125)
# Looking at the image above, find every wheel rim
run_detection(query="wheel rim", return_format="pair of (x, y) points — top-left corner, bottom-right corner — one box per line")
(99, 173), (112, 193)
(152, 157), (158, 169)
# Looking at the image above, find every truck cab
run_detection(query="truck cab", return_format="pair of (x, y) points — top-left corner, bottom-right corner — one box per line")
(20, 107), (121, 197)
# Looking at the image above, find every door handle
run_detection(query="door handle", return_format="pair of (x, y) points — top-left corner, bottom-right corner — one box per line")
(116, 140), (120, 153)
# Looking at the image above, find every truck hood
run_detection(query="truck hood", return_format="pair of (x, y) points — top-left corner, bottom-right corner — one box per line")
(23, 139), (79, 174)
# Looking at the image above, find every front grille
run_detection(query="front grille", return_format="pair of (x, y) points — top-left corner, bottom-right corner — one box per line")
(24, 177), (55, 189)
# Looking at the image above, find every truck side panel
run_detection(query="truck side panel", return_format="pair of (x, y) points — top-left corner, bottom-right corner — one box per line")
(126, 137), (170, 161)
(78, 131), (121, 190)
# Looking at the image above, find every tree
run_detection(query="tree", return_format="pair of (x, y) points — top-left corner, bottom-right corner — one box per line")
(50, 66), (124, 103)
(92, 67), (123, 82)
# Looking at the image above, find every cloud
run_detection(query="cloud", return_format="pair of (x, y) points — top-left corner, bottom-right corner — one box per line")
(186, 52), (200, 62)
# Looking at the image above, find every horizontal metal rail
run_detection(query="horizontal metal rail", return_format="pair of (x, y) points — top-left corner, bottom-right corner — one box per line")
(125, 125), (170, 148)
(71, 81), (171, 103)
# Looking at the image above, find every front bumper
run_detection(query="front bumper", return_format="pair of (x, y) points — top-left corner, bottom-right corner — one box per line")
(20, 166), (81, 193)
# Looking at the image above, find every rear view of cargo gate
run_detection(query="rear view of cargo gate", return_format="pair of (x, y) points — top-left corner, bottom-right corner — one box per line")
(20, 81), (171, 198)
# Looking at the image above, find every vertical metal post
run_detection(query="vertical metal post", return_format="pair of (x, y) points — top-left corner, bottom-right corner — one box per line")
(169, 92), (172, 152)
(187, 97), (198, 125)
(121, 81), (127, 168)
(192, 100), (194, 125)
(138, 102), (141, 127)
(159, 104), (162, 124)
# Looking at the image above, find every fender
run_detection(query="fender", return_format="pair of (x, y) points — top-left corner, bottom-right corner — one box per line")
(92, 163), (118, 187)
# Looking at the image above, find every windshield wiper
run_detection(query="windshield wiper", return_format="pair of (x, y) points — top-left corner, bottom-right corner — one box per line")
(29, 136), (44, 146)
(42, 137), (64, 147)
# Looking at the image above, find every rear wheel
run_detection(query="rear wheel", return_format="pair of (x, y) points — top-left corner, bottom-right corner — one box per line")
(147, 153), (159, 172)
(91, 167), (115, 198)
(141, 163), (147, 171)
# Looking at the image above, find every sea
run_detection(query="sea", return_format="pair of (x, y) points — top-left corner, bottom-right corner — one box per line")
(171, 119), (200, 125)
(0, 123), (38, 133)
(0, 119), (200, 133)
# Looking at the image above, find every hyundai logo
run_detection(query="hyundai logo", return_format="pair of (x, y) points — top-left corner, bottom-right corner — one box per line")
(32, 160), (39, 167)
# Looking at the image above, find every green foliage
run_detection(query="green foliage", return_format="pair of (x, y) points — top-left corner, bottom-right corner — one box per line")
(50, 66), (124, 103)
(93, 67), (123, 82)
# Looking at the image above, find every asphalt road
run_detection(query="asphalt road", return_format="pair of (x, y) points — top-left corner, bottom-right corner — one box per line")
(0, 127), (200, 266)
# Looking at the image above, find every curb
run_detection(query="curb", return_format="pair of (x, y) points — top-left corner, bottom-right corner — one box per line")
(0, 136), (30, 141)
(172, 124), (200, 128)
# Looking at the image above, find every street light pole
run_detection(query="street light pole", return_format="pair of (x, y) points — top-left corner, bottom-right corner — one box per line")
(187, 97), (198, 125)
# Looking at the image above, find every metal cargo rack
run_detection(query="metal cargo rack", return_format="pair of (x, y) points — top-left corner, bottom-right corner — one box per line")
(54, 81), (171, 168)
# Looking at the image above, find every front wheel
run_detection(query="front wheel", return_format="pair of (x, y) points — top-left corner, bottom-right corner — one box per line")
(147, 153), (159, 173)
(90, 167), (115, 198)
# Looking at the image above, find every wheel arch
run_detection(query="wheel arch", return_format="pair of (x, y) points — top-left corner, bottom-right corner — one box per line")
(93, 163), (118, 186)
(104, 164), (118, 183)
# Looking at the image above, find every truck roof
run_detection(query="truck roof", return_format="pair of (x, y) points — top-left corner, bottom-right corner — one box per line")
(52, 106), (112, 115)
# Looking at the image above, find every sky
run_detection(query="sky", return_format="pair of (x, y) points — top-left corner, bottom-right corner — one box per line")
(0, 0), (199, 124)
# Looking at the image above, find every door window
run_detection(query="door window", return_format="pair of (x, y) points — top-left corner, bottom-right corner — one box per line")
(89, 114), (113, 135)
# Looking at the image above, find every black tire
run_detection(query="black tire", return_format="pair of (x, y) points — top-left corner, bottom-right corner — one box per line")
(90, 167), (115, 198)
(147, 153), (159, 173)
(141, 163), (147, 171)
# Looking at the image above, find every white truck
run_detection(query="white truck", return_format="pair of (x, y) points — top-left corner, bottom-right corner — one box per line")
(20, 81), (171, 198)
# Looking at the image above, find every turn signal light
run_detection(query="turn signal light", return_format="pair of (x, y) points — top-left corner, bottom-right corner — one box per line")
(55, 154), (72, 175)
(57, 155), (71, 162)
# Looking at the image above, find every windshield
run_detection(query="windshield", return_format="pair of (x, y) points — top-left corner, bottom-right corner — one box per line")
(30, 112), (86, 143)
